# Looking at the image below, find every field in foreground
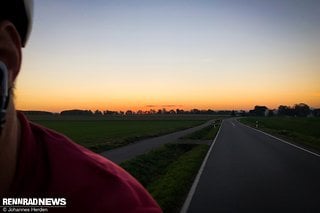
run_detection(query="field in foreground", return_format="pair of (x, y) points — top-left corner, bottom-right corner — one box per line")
(239, 117), (320, 153)
(27, 114), (219, 152)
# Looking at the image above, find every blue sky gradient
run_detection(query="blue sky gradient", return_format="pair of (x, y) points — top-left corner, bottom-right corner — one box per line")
(16, 0), (320, 111)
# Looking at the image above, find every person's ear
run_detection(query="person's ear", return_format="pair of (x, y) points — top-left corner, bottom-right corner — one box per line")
(0, 20), (22, 86)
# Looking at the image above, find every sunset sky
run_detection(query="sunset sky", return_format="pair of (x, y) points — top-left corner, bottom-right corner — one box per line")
(16, 0), (320, 112)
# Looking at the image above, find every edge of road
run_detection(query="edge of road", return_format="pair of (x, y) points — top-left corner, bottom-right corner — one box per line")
(180, 120), (224, 213)
(235, 119), (320, 158)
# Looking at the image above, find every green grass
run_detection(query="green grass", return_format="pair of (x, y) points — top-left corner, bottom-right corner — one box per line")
(182, 124), (220, 140)
(120, 144), (209, 213)
(239, 117), (320, 152)
(120, 144), (197, 186)
(148, 145), (208, 213)
(31, 119), (204, 152)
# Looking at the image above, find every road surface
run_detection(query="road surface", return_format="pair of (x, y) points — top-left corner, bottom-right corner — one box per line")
(184, 118), (320, 213)
(101, 120), (214, 164)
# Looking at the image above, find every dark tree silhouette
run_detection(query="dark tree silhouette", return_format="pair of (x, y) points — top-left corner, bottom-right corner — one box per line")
(313, 108), (320, 117)
(278, 105), (293, 116)
(250, 106), (268, 116)
(125, 110), (133, 115)
(294, 103), (310, 117)
(61, 109), (93, 116)
(21, 110), (53, 116)
(94, 110), (102, 116)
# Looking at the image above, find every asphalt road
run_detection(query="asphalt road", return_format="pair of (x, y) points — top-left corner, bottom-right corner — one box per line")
(185, 118), (320, 213)
(100, 120), (214, 164)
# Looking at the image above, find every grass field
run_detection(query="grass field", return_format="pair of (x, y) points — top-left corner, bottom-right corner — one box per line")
(120, 144), (209, 213)
(27, 114), (226, 152)
(30, 119), (206, 152)
(239, 117), (320, 152)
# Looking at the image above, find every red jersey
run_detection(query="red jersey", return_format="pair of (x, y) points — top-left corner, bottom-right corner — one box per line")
(7, 112), (162, 212)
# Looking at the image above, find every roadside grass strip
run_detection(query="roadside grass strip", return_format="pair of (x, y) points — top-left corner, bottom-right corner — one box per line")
(120, 144), (196, 186)
(182, 123), (221, 140)
(120, 144), (209, 213)
(239, 117), (320, 153)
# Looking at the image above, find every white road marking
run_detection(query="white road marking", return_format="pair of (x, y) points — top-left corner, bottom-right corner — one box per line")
(236, 119), (320, 158)
(231, 122), (235, 126)
(180, 121), (224, 213)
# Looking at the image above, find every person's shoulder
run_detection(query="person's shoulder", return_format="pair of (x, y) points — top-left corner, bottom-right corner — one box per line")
(19, 114), (161, 212)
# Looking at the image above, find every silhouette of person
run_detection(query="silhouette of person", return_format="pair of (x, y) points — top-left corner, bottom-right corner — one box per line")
(0, 1), (161, 212)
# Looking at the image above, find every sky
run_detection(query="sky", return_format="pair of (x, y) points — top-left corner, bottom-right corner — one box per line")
(15, 0), (320, 112)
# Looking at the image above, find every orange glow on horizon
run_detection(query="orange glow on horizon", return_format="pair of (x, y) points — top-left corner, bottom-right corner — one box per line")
(15, 67), (320, 113)
(15, 92), (320, 113)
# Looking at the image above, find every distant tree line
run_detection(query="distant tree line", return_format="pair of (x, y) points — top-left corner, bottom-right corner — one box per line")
(58, 108), (233, 116)
(248, 103), (319, 117)
(60, 109), (94, 116)
(20, 103), (319, 117)
(21, 108), (234, 116)
(21, 110), (54, 116)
